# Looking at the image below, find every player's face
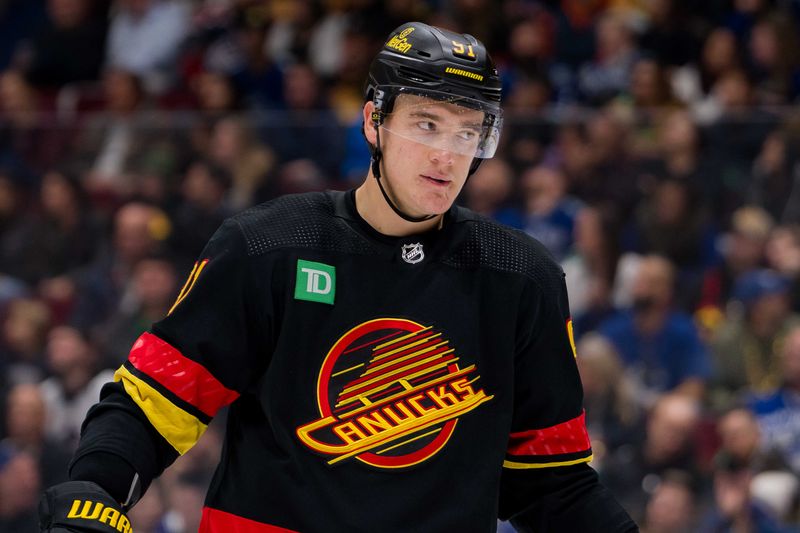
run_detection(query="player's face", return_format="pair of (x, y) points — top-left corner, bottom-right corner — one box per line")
(379, 95), (483, 216)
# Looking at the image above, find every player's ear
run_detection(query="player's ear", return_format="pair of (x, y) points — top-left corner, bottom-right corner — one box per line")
(363, 101), (377, 146)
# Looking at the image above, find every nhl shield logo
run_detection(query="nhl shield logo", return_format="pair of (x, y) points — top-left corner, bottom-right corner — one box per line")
(401, 243), (424, 264)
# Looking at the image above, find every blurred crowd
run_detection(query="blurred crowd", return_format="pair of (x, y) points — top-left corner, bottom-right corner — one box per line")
(2, 0), (800, 531)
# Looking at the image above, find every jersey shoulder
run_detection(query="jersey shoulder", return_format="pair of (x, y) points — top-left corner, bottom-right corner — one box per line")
(446, 207), (564, 286)
(230, 191), (375, 257)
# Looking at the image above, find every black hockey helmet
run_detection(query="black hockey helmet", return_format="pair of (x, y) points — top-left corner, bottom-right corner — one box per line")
(365, 22), (502, 115)
(363, 22), (503, 222)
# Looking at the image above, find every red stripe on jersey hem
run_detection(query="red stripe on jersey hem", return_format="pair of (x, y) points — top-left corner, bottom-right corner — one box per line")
(507, 411), (591, 456)
(128, 332), (239, 418)
(200, 507), (299, 533)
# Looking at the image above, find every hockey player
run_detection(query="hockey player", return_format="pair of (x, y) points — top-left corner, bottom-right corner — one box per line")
(39, 22), (637, 532)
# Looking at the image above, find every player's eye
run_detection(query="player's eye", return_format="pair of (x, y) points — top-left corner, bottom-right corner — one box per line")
(457, 130), (478, 141)
(416, 121), (436, 132)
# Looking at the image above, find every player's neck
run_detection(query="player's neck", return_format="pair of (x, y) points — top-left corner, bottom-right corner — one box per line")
(355, 176), (443, 237)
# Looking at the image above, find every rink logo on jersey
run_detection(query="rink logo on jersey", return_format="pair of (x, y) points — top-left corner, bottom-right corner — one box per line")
(295, 259), (336, 304)
(401, 243), (424, 264)
(66, 499), (132, 532)
(297, 318), (493, 468)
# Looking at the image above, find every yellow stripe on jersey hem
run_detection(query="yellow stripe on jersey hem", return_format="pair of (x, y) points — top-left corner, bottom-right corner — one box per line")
(114, 365), (208, 455)
(502, 454), (593, 469)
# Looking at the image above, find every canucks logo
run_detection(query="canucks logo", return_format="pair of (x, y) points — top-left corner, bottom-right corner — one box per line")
(296, 318), (493, 469)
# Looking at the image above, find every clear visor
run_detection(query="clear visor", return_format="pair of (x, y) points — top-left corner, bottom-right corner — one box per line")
(379, 87), (503, 159)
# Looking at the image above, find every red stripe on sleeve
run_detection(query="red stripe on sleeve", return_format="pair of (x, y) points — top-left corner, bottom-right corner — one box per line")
(128, 332), (240, 418)
(507, 411), (591, 456)
(200, 507), (299, 532)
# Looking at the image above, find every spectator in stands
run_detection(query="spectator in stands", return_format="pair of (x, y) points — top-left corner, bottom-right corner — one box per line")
(0, 447), (40, 533)
(599, 254), (712, 400)
(615, 56), (680, 160)
(3, 383), (71, 488)
(226, 5), (284, 111)
(106, 0), (191, 94)
(190, 69), (242, 116)
(704, 69), (778, 214)
(699, 449), (790, 533)
(700, 205), (774, 310)
(747, 12), (800, 105)
(564, 206), (618, 329)
(749, 325), (800, 473)
(40, 325), (114, 451)
(672, 27), (741, 109)
(94, 254), (178, 368)
(0, 298), (50, 387)
(622, 178), (717, 310)
(67, 201), (169, 332)
(716, 406), (795, 477)
(711, 269), (800, 404)
(638, 0), (700, 68)
(126, 480), (168, 533)
(751, 470), (800, 527)
(501, 15), (556, 171)
(264, 0), (322, 67)
(765, 225), (800, 311)
(168, 159), (231, 262)
(578, 13), (639, 104)
(0, 174), (34, 279)
(0, 0), (47, 72)
(71, 68), (149, 196)
(5, 169), (99, 285)
(0, 69), (70, 175)
(547, 122), (591, 199)
(553, 0), (602, 72)
(639, 470), (699, 533)
(575, 333), (644, 472)
(306, 0), (351, 79)
(460, 157), (517, 224)
(501, 72), (554, 173)
(623, 55), (678, 113)
(640, 108), (722, 215)
(262, 62), (344, 178)
(602, 393), (704, 524)
(748, 131), (798, 223)
(23, 0), (106, 88)
(577, 110), (641, 224)
(517, 164), (583, 262)
(724, 0), (770, 43)
(208, 115), (274, 211)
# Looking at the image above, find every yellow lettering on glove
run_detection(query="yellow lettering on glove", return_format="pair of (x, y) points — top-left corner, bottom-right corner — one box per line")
(67, 499), (133, 532)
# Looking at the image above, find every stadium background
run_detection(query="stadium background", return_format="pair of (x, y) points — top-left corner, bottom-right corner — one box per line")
(2, 0), (800, 531)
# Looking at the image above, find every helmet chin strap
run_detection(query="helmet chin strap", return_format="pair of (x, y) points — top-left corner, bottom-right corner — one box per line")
(371, 126), (437, 223)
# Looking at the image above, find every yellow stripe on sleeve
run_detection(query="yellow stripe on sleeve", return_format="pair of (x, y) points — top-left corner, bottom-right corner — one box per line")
(168, 259), (208, 316)
(114, 365), (208, 455)
(502, 454), (593, 469)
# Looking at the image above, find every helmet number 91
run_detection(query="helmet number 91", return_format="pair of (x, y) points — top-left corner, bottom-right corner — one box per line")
(451, 41), (476, 59)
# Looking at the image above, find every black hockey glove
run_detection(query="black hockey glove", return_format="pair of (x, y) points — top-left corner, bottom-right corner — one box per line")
(39, 481), (132, 533)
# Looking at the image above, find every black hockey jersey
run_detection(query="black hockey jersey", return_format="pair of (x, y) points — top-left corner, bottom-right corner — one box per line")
(73, 191), (633, 532)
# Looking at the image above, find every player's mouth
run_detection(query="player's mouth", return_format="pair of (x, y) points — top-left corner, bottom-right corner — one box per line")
(421, 174), (450, 187)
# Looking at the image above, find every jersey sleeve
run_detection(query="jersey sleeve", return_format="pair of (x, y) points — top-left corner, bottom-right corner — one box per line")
(499, 256), (637, 531)
(503, 268), (591, 470)
(113, 218), (271, 455)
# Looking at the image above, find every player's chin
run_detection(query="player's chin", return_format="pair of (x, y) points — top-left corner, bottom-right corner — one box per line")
(418, 195), (455, 215)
